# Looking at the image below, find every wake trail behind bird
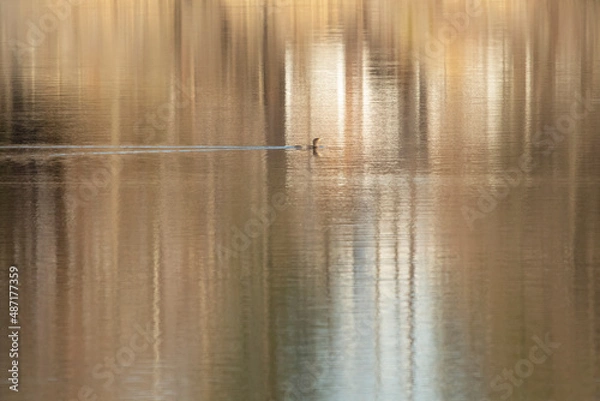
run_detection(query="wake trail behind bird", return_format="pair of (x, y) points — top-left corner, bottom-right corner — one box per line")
(0, 144), (306, 158)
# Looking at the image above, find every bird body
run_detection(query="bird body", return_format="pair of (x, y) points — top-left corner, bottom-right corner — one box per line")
(293, 138), (320, 150)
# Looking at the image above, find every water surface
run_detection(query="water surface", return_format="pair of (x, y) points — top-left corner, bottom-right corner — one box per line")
(1, 1), (599, 400)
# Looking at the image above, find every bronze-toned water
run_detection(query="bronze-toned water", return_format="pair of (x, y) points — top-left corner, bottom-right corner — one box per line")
(1, 1), (599, 400)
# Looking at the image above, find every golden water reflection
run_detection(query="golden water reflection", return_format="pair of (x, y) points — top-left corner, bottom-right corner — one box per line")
(0, 1), (599, 400)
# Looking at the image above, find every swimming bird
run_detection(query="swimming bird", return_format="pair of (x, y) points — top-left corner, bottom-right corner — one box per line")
(293, 138), (321, 151)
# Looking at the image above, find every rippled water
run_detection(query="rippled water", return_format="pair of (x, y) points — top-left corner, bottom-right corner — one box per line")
(1, 1), (599, 400)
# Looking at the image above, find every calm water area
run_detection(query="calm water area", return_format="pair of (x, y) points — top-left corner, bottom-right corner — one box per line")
(0, 1), (599, 400)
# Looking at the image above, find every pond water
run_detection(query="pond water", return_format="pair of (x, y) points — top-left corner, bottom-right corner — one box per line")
(1, 1), (599, 400)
